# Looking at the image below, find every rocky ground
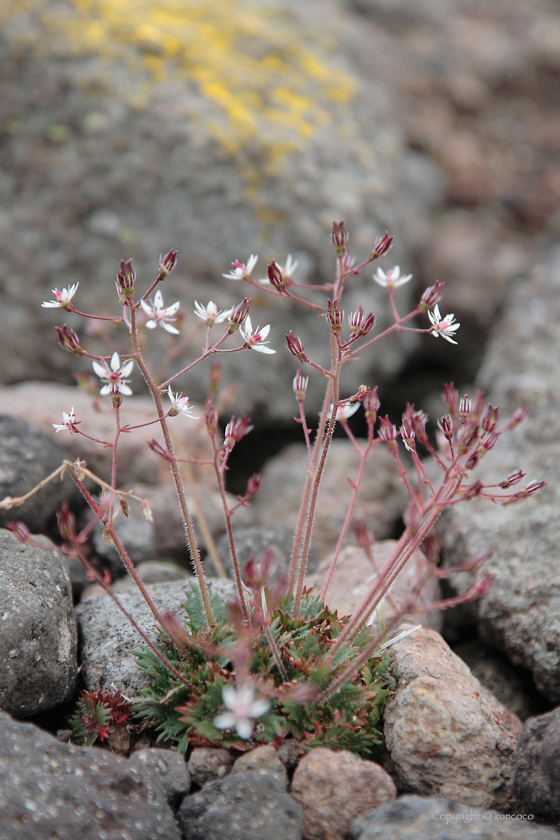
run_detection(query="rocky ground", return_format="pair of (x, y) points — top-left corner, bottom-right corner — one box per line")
(1, 0), (560, 838)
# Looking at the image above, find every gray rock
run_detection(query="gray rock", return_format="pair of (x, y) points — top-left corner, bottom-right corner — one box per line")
(211, 524), (298, 580)
(0, 415), (75, 532)
(177, 769), (304, 840)
(130, 747), (191, 807)
(112, 560), (189, 591)
(232, 744), (288, 789)
(514, 707), (560, 824)
(251, 441), (407, 563)
(0, 710), (180, 840)
(75, 577), (242, 695)
(438, 249), (560, 704)
(1, 0), (432, 422)
(188, 747), (233, 788)
(0, 530), (77, 717)
(383, 626), (521, 810)
(350, 795), (560, 839)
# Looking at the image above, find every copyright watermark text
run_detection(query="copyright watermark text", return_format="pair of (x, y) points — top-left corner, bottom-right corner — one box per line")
(433, 812), (534, 824)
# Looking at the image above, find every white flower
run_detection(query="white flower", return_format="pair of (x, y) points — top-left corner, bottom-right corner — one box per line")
(223, 254), (258, 281)
(327, 402), (361, 421)
(213, 684), (270, 740)
(239, 316), (276, 354)
(193, 300), (232, 325)
(53, 407), (77, 433)
(259, 254), (299, 287)
(140, 290), (180, 334)
(427, 305), (460, 345)
(167, 386), (198, 418)
(41, 283), (79, 309)
(373, 266), (412, 289)
(92, 352), (134, 396)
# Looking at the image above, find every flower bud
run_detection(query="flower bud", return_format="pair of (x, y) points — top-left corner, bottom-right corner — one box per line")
(245, 473), (262, 499)
(293, 370), (308, 402)
(363, 386), (380, 426)
(482, 403), (500, 432)
(506, 405), (529, 430)
(205, 401), (218, 437)
(437, 414), (454, 441)
(326, 298), (343, 335)
(443, 382), (458, 416)
(56, 324), (83, 355)
(57, 502), (76, 541)
(378, 415), (398, 452)
(525, 479), (547, 496)
(499, 469), (526, 489)
(459, 395), (471, 425)
(419, 281), (444, 312)
(224, 415), (253, 450)
(464, 479), (483, 499)
(157, 249), (178, 281)
(267, 260), (285, 291)
(228, 297), (251, 331)
(147, 439), (170, 459)
(116, 258), (135, 296)
(420, 531), (441, 564)
(458, 422), (479, 452)
(355, 522), (374, 555)
(331, 220), (349, 256)
(369, 232), (393, 260)
(348, 306), (375, 339)
(7, 521), (31, 543)
(285, 332), (308, 362)
(400, 418), (416, 452)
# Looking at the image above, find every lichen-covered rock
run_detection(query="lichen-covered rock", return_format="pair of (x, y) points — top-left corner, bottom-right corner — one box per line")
(188, 747), (234, 788)
(0, 530), (77, 717)
(0, 710), (180, 840)
(291, 747), (396, 840)
(232, 744), (288, 789)
(383, 626), (521, 810)
(130, 747), (191, 807)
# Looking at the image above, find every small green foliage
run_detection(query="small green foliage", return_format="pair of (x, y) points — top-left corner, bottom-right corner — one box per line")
(132, 586), (391, 759)
(70, 688), (132, 746)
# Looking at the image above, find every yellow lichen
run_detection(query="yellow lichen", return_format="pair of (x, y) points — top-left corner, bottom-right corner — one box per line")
(4, 0), (356, 169)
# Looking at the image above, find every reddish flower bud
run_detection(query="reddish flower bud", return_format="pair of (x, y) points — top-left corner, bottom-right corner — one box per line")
(464, 549), (493, 572)
(437, 414), (454, 440)
(348, 306), (375, 339)
(157, 249), (178, 280)
(419, 280), (444, 312)
(224, 415), (253, 450)
(245, 473), (262, 499)
(116, 258), (135, 292)
(403, 501), (421, 533)
(57, 502), (76, 541)
(378, 415), (398, 451)
(506, 405), (529, 430)
(480, 431), (499, 451)
(465, 451), (480, 471)
(326, 298), (343, 334)
(363, 386), (380, 426)
(420, 531), (441, 564)
(464, 479), (483, 499)
(293, 370), (308, 402)
(267, 260), (285, 291)
(525, 479), (547, 496)
(147, 439), (170, 459)
(499, 469), (526, 489)
(400, 418), (416, 452)
(458, 422), (479, 451)
(355, 522), (374, 555)
(369, 232), (393, 260)
(56, 324), (83, 355)
(331, 220), (349, 256)
(285, 332), (308, 363)
(482, 403), (500, 432)
(7, 521), (31, 543)
(228, 297), (251, 330)
(459, 395), (472, 425)
(443, 382), (458, 417)
(205, 401), (218, 436)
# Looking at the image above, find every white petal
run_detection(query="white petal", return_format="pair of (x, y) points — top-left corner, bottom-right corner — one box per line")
(92, 360), (107, 379)
(110, 352), (121, 371)
(140, 299), (153, 316)
(222, 686), (237, 709)
(118, 384), (133, 396)
(154, 290), (164, 309)
(214, 712), (236, 731)
(99, 384), (112, 395)
(41, 301), (60, 308)
(120, 360), (135, 378)
(253, 345), (276, 354)
(146, 320), (158, 329)
(259, 324), (271, 339)
(235, 719), (253, 740)
(162, 322), (180, 335)
(165, 301), (180, 316)
(249, 699), (270, 718)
